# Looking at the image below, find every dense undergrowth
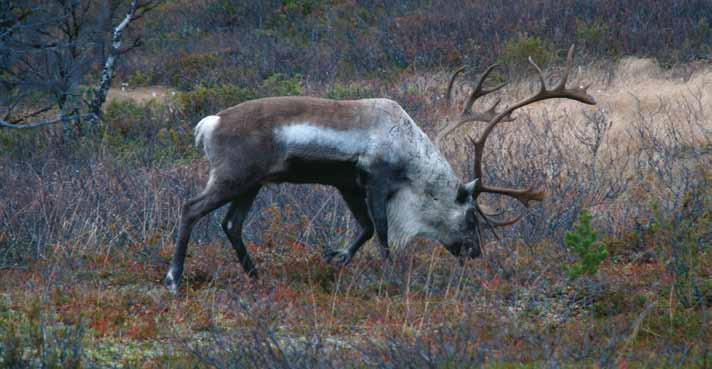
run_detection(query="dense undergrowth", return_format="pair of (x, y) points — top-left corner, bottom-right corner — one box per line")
(1, 56), (711, 367)
(1, 1), (712, 367)
(120, 0), (712, 90)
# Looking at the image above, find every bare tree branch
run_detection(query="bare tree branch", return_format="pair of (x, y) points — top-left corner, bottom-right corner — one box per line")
(2, 0), (158, 133)
(5, 105), (54, 124)
(86, 0), (141, 127)
(0, 114), (87, 129)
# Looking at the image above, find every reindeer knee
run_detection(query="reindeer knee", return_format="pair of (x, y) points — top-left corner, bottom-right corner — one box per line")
(181, 202), (198, 222)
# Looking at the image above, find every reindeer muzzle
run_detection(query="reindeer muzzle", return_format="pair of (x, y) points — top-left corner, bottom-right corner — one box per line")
(446, 240), (481, 259)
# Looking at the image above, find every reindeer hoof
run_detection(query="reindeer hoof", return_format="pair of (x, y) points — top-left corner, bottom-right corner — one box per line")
(325, 249), (352, 266)
(164, 270), (180, 295)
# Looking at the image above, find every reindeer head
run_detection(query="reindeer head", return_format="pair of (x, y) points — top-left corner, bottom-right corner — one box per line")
(435, 45), (596, 259)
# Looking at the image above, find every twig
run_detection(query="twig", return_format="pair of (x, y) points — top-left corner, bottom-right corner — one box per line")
(0, 114), (87, 129)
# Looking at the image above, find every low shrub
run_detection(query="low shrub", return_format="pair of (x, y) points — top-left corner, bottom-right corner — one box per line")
(103, 99), (148, 137)
(0, 298), (90, 369)
(498, 33), (555, 70)
(100, 99), (197, 164)
(173, 83), (257, 120)
(259, 73), (303, 96)
(127, 70), (154, 87)
(165, 53), (222, 90)
(575, 18), (611, 55)
(326, 82), (376, 100)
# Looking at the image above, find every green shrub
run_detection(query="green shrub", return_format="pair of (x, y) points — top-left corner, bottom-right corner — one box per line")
(127, 70), (153, 87)
(165, 53), (221, 90)
(326, 82), (374, 100)
(499, 34), (555, 69)
(173, 75), (301, 120)
(682, 17), (712, 55)
(259, 73), (303, 96)
(99, 99), (198, 165)
(0, 129), (46, 155)
(699, 278), (712, 307)
(281, 0), (318, 16)
(103, 99), (147, 137)
(645, 173), (711, 307)
(205, 0), (241, 26)
(564, 210), (608, 279)
(576, 18), (609, 49)
(0, 299), (88, 369)
(174, 84), (257, 119)
(592, 287), (647, 318)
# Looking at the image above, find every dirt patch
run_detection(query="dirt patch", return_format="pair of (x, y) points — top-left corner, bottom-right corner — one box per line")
(106, 86), (176, 104)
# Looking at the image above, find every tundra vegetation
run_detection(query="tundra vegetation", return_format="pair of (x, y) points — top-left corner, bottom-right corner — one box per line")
(1, 1), (711, 368)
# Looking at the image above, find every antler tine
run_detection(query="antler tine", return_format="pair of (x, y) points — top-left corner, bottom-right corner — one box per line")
(462, 63), (507, 115)
(466, 44), (597, 229)
(435, 65), (511, 146)
(446, 66), (465, 108)
(478, 184), (546, 207)
(475, 200), (524, 229)
(555, 44), (575, 91)
(516, 45), (596, 106)
(477, 44), (596, 151)
(457, 64), (513, 126)
(487, 214), (524, 227)
(528, 56), (548, 93)
(480, 206), (505, 217)
(482, 99), (503, 119)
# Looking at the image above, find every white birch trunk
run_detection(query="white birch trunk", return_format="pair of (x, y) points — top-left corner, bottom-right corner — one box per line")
(86, 0), (139, 127)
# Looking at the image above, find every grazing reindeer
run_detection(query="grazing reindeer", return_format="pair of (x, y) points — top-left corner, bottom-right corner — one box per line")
(165, 45), (595, 293)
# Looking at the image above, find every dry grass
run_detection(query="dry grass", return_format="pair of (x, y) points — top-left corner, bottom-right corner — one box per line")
(0, 58), (710, 368)
(107, 86), (177, 105)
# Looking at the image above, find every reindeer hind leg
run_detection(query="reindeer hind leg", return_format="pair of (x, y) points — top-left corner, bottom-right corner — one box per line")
(222, 186), (261, 278)
(165, 175), (249, 294)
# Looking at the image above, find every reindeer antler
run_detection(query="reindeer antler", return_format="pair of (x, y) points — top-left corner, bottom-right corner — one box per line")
(436, 64), (513, 146)
(446, 45), (596, 227)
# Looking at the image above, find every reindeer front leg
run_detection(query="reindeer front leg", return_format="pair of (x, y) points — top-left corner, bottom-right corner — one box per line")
(326, 187), (374, 266)
(364, 175), (392, 262)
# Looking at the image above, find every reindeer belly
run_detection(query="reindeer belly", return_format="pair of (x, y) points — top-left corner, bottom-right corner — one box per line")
(271, 158), (360, 187)
(269, 123), (370, 187)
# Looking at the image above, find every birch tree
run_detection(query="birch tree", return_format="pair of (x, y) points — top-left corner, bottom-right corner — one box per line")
(0, 0), (158, 136)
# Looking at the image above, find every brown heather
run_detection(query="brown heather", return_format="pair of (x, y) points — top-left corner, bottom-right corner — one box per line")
(0, 57), (710, 368)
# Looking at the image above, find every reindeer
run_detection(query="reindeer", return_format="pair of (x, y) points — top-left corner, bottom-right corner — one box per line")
(165, 46), (596, 293)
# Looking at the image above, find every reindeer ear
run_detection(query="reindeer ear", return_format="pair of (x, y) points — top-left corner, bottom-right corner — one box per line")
(457, 179), (478, 203)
